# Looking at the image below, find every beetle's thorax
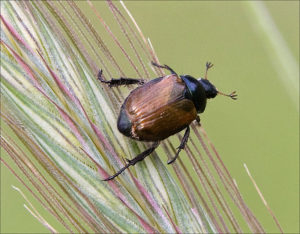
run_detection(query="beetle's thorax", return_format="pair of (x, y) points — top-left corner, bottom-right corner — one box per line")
(180, 75), (207, 113)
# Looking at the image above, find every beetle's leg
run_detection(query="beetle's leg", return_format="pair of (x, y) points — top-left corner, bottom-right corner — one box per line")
(98, 70), (145, 87)
(204, 62), (214, 80)
(102, 142), (159, 181)
(195, 115), (201, 126)
(151, 62), (177, 75)
(167, 126), (190, 164)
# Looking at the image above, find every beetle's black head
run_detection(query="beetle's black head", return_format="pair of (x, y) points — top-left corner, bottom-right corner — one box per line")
(198, 78), (218, 99)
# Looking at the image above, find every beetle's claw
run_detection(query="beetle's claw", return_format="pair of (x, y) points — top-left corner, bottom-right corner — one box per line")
(102, 175), (114, 181)
(195, 116), (201, 126)
(139, 79), (146, 85)
(167, 157), (176, 164)
(97, 69), (103, 80)
(151, 61), (160, 67)
(125, 158), (132, 163)
(97, 69), (111, 86)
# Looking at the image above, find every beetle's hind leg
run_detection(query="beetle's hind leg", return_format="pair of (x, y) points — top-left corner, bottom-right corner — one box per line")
(167, 126), (190, 164)
(151, 61), (177, 75)
(97, 69), (145, 87)
(102, 142), (160, 181)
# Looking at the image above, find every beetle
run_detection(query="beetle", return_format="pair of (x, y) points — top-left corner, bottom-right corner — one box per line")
(98, 62), (237, 180)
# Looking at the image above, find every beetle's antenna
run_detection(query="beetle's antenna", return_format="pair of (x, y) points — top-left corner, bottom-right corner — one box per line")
(205, 62), (213, 80)
(218, 90), (237, 100)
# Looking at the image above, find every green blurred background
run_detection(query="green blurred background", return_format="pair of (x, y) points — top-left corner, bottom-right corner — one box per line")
(1, 1), (299, 233)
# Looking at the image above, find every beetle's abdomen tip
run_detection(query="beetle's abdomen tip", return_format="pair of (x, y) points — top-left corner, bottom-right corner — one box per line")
(117, 108), (132, 137)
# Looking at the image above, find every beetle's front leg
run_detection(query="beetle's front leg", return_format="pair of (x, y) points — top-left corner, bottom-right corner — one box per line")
(151, 62), (177, 75)
(98, 70), (145, 87)
(167, 126), (190, 164)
